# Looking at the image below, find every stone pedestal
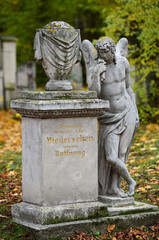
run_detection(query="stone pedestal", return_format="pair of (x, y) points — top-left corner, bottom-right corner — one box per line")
(11, 91), (109, 222)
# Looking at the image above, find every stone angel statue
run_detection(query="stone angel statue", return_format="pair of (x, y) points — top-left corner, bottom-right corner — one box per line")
(82, 37), (139, 198)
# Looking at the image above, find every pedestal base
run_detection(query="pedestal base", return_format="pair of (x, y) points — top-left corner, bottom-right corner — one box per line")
(12, 201), (159, 239)
(11, 201), (107, 225)
(98, 195), (135, 206)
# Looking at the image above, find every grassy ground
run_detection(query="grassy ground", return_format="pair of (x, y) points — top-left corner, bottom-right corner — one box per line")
(0, 110), (159, 239)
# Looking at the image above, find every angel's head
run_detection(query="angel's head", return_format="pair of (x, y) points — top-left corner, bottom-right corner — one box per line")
(95, 37), (116, 64)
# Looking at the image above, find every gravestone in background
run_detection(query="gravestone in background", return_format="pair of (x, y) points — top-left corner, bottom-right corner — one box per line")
(16, 62), (36, 91)
(69, 62), (83, 89)
(0, 36), (17, 109)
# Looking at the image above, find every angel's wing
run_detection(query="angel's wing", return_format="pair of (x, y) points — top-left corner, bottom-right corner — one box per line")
(82, 40), (97, 84)
(116, 37), (128, 58)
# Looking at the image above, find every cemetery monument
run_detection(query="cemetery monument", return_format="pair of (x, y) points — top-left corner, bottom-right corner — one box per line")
(11, 21), (159, 239)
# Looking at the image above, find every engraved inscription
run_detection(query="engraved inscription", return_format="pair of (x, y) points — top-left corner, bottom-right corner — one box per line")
(47, 136), (93, 144)
(55, 150), (86, 159)
(46, 124), (94, 159)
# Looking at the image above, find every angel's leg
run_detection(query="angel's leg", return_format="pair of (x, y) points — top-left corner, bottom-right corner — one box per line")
(117, 109), (136, 192)
(105, 132), (127, 197)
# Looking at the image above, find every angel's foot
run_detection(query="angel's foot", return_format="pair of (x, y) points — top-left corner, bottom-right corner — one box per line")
(127, 180), (136, 196)
(108, 187), (127, 198)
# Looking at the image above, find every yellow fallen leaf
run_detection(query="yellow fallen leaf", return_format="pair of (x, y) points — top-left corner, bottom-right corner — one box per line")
(146, 169), (154, 172)
(146, 124), (159, 131)
(137, 187), (147, 192)
(8, 170), (17, 176)
(8, 161), (14, 165)
(149, 147), (157, 151)
(0, 199), (7, 203)
(6, 165), (11, 171)
(134, 143), (142, 146)
(151, 171), (158, 174)
(145, 185), (152, 189)
(0, 214), (9, 219)
(13, 193), (18, 196)
(139, 136), (147, 142)
(107, 224), (115, 232)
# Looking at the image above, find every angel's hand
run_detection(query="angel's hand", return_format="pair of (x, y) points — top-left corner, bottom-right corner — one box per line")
(95, 61), (107, 76)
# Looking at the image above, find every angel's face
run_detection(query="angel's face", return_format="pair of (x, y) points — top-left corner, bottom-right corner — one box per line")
(98, 41), (113, 63)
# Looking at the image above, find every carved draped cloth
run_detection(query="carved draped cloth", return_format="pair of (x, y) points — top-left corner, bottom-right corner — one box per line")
(98, 105), (135, 195)
(34, 29), (81, 70)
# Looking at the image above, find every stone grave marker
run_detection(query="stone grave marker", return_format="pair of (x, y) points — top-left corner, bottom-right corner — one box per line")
(16, 62), (36, 91)
(11, 22), (159, 239)
(0, 36), (17, 109)
(69, 62), (83, 89)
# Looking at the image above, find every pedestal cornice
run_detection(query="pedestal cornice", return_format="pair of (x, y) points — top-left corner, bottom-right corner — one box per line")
(11, 95), (109, 119)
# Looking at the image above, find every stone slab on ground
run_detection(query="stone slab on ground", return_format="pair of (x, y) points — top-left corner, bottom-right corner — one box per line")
(107, 201), (158, 216)
(13, 211), (159, 240)
(98, 195), (135, 206)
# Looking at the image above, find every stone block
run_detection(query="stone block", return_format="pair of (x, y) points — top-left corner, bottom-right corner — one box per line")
(10, 91), (109, 206)
(11, 201), (107, 225)
(22, 116), (98, 206)
(98, 195), (135, 206)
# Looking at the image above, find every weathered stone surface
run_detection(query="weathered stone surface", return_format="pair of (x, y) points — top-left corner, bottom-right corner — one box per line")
(12, 208), (159, 239)
(34, 21), (81, 90)
(45, 80), (72, 91)
(10, 98), (109, 118)
(10, 91), (109, 207)
(20, 90), (97, 100)
(82, 36), (139, 198)
(21, 117), (99, 206)
(11, 201), (107, 225)
(107, 201), (158, 216)
(98, 195), (134, 206)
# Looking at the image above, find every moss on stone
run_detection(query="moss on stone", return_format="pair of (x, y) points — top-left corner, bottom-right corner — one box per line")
(118, 209), (158, 216)
(43, 206), (108, 225)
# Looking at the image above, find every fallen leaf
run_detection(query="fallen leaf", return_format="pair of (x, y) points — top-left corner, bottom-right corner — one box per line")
(0, 214), (9, 219)
(107, 224), (115, 232)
